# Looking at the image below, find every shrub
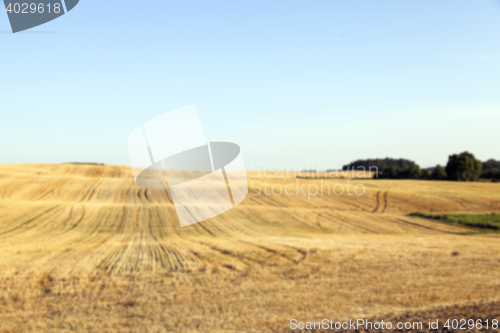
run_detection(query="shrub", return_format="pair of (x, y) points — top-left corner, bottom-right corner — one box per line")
(420, 169), (431, 180)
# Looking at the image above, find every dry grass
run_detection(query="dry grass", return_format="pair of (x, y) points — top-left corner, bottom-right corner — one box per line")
(0, 164), (499, 332)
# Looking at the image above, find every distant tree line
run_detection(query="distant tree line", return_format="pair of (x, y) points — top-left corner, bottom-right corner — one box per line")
(480, 159), (500, 182)
(343, 158), (418, 172)
(481, 169), (500, 182)
(344, 153), (500, 182)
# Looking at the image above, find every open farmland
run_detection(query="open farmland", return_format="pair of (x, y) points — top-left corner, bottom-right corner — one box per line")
(0, 164), (499, 332)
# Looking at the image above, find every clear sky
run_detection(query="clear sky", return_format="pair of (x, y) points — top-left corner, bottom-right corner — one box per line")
(1, 0), (499, 170)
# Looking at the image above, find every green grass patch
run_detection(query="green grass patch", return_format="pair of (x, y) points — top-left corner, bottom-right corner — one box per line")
(409, 212), (500, 232)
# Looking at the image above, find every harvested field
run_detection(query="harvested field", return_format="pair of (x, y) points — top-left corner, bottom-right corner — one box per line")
(0, 164), (499, 332)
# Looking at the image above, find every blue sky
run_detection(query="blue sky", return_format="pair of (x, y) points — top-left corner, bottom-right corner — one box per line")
(1, 0), (499, 169)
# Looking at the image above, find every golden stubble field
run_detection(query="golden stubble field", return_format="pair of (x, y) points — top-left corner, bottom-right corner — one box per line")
(0, 164), (499, 332)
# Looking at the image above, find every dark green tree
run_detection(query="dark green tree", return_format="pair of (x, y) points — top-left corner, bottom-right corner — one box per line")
(399, 164), (422, 179)
(445, 151), (482, 181)
(482, 159), (500, 171)
(480, 169), (500, 182)
(431, 165), (447, 180)
(379, 165), (399, 179)
(420, 169), (431, 180)
(343, 158), (418, 172)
